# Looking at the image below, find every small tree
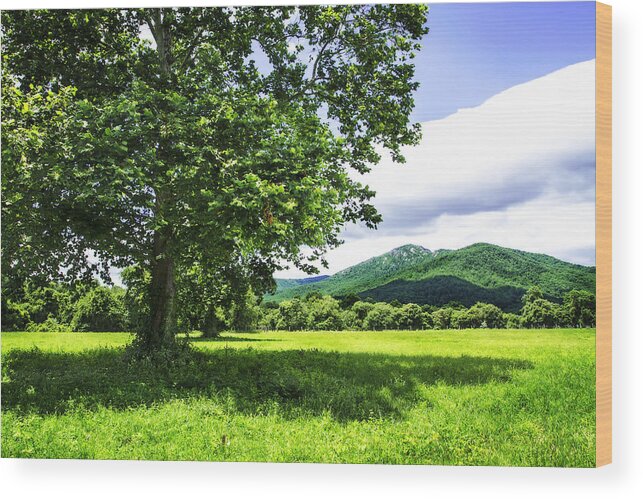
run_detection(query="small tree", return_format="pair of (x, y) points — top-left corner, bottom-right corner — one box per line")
(563, 290), (596, 327)
(351, 301), (375, 326)
(503, 313), (522, 329)
(421, 310), (434, 330)
(229, 289), (260, 332)
(364, 302), (396, 330)
(71, 287), (128, 332)
(306, 295), (343, 331)
(522, 286), (544, 305)
(1, 279), (87, 330)
(520, 298), (559, 328)
(457, 302), (505, 329)
(258, 307), (281, 331)
(278, 299), (309, 331)
(398, 303), (424, 330)
(340, 308), (361, 331)
(431, 307), (454, 330)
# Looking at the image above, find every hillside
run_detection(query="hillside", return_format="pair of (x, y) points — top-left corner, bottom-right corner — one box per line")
(266, 243), (596, 312)
(274, 275), (330, 291)
(272, 244), (438, 299)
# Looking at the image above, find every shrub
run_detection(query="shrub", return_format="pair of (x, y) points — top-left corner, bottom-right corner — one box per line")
(26, 316), (72, 332)
(503, 313), (522, 329)
(71, 287), (128, 332)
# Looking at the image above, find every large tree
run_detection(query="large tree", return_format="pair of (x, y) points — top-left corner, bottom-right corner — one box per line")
(1, 6), (428, 349)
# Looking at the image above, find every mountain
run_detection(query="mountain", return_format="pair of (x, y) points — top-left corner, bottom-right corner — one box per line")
(266, 243), (596, 312)
(274, 275), (330, 291)
(273, 244), (437, 298)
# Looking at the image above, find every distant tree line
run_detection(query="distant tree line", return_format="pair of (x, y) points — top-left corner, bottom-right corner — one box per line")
(1, 280), (129, 332)
(257, 287), (595, 331)
(1, 276), (255, 334)
(2, 278), (595, 333)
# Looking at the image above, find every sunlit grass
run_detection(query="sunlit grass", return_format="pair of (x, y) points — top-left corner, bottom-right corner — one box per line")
(1, 329), (596, 466)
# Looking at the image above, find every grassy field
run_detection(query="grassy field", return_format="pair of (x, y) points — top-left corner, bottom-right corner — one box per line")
(1, 329), (596, 466)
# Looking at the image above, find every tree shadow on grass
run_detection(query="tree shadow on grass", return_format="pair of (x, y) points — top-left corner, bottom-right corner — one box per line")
(187, 335), (282, 343)
(1, 346), (533, 422)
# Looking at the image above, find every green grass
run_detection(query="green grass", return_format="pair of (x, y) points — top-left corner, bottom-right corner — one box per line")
(1, 329), (596, 466)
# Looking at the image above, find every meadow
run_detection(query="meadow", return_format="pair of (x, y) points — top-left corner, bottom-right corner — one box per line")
(1, 329), (596, 466)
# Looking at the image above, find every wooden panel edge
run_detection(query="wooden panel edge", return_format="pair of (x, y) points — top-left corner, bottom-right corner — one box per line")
(595, 1), (612, 468)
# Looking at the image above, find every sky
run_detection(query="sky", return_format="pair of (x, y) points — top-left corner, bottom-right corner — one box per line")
(277, 1), (597, 278)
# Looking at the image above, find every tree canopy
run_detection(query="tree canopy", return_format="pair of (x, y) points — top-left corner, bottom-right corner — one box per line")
(1, 6), (429, 349)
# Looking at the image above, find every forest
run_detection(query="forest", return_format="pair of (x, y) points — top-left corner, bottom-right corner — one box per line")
(2, 278), (596, 333)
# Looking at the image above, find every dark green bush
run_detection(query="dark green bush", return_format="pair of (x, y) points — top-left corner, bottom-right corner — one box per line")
(71, 287), (128, 332)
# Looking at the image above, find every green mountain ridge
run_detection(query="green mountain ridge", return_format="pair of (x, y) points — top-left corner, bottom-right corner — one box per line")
(274, 275), (331, 291)
(266, 243), (596, 312)
(272, 244), (439, 300)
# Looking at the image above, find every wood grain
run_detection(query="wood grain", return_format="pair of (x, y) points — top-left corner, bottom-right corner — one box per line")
(596, 1), (612, 468)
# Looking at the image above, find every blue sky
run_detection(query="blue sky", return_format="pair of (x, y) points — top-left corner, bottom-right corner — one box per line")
(412, 2), (595, 121)
(278, 1), (597, 278)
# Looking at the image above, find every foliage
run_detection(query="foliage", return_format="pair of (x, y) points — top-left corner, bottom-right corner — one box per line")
(563, 290), (596, 327)
(1, 280), (77, 331)
(452, 302), (505, 329)
(2, 281), (132, 333)
(295, 292), (593, 331)
(4, 278), (596, 333)
(397, 303), (425, 330)
(25, 316), (73, 333)
(70, 286), (129, 332)
(2, 6), (429, 348)
(363, 302), (398, 330)
(339, 309), (361, 331)
(277, 299), (309, 331)
(228, 289), (261, 332)
(257, 307), (281, 332)
(120, 265), (151, 333)
(351, 301), (375, 322)
(503, 313), (522, 329)
(520, 298), (561, 329)
(268, 243), (596, 312)
(522, 285), (545, 305)
(431, 307), (454, 330)
(305, 294), (344, 331)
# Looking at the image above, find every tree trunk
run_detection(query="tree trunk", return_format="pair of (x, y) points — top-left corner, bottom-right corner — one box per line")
(150, 9), (173, 79)
(146, 228), (177, 349)
(202, 306), (221, 338)
(139, 10), (178, 351)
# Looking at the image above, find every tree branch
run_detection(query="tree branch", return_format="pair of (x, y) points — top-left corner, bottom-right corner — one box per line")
(180, 26), (206, 71)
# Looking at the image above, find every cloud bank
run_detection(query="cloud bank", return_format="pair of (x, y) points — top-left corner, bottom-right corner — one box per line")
(277, 60), (596, 278)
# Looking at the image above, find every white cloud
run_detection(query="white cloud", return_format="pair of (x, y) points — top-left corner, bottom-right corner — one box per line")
(418, 192), (596, 266)
(276, 60), (596, 278)
(356, 59), (595, 231)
